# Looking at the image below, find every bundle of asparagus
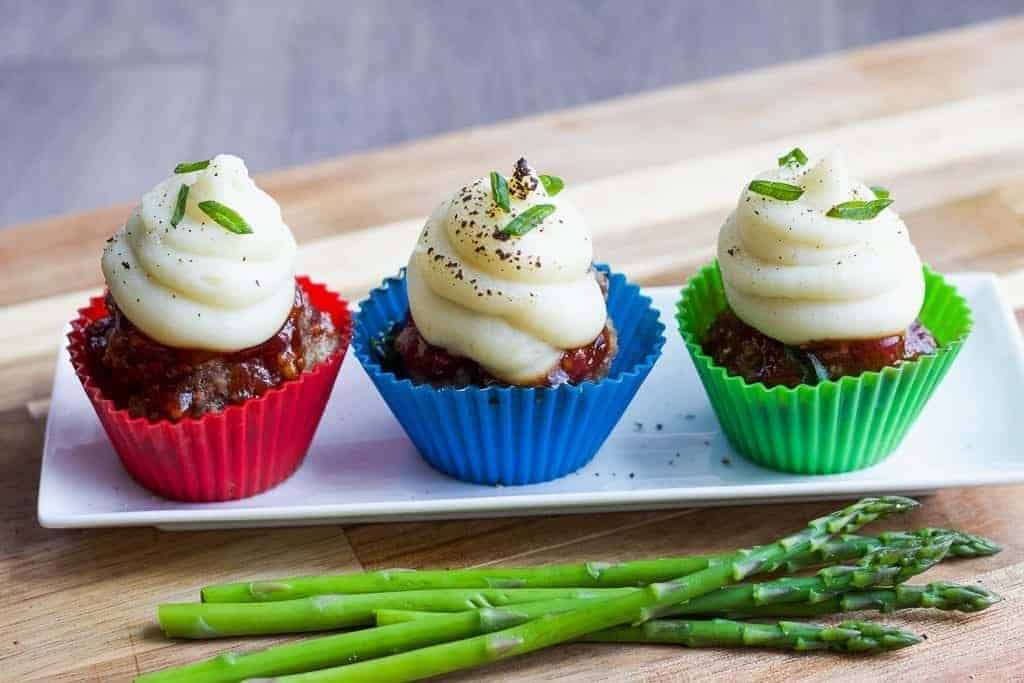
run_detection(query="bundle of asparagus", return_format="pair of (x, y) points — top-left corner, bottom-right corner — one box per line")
(137, 497), (1003, 683)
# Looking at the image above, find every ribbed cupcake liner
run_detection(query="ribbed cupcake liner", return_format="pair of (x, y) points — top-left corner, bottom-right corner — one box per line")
(677, 262), (972, 474)
(353, 266), (666, 486)
(67, 277), (352, 502)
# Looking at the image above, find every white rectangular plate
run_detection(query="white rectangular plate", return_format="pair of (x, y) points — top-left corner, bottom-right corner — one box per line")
(38, 273), (1024, 530)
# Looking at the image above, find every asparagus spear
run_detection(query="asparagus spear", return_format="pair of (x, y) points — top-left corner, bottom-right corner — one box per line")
(256, 497), (919, 682)
(721, 581), (1003, 618)
(369, 540), (953, 629)
(138, 609), (534, 683)
(933, 529), (1002, 558)
(378, 579), (1000, 631)
(783, 528), (998, 572)
(140, 599), (595, 683)
(200, 524), (988, 603)
(583, 618), (921, 653)
(665, 539), (951, 616)
(141, 582), (938, 683)
(170, 540), (946, 639)
(376, 611), (920, 654)
(377, 579), (1000, 629)
(158, 587), (634, 638)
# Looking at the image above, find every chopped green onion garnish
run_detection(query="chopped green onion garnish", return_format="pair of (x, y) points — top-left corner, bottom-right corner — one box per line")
(490, 171), (511, 212)
(748, 180), (804, 201)
(777, 148), (808, 168)
(198, 200), (253, 234)
(171, 184), (189, 228)
(826, 198), (893, 220)
(870, 185), (890, 199)
(174, 159), (210, 174)
(539, 174), (564, 196)
(501, 204), (556, 237)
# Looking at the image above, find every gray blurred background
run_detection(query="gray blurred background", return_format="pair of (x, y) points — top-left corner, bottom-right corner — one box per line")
(2, 0), (1020, 229)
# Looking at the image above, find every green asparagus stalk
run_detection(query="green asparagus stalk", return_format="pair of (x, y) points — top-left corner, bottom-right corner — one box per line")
(138, 606), (549, 683)
(666, 539), (951, 616)
(158, 587), (633, 638)
(720, 581), (1003, 618)
(582, 618), (921, 653)
(369, 540), (952, 629)
(377, 579), (1000, 631)
(256, 496), (919, 682)
(141, 583), (936, 683)
(783, 528), (997, 572)
(930, 528), (1002, 557)
(141, 599), (595, 682)
(375, 611), (920, 654)
(200, 523), (988, 603)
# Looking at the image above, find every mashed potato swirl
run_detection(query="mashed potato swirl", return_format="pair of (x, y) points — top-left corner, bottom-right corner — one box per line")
(718, 150), (924, 345)
(101, 154), (297, 351)
(407, 159), (607, 384)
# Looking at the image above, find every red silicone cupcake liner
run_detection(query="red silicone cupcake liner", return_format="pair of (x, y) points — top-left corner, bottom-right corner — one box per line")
(67, 276), (351, 502)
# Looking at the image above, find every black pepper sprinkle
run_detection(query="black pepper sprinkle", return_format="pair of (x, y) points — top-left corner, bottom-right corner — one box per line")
(121, 261), (130, 269)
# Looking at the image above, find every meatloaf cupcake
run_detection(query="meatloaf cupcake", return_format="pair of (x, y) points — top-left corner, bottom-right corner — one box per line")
(68, 154), (352, 501)
(677, 148), (971, 474)
(354, 158), (665, 485)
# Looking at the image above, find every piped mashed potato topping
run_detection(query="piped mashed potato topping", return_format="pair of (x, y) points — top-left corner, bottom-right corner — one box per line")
(102, 154), (297, 351)
(718, 150), (924, 345)
(406, 159), (607, 384)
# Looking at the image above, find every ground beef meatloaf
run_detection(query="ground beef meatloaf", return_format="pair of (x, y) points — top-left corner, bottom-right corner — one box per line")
(701, 308), (937, 388)
(382, 269), (618, 388)
(85, 285), (340, 420)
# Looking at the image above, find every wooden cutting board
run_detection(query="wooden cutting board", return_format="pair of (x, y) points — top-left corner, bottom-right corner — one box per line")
(2, 18), (1024, 681)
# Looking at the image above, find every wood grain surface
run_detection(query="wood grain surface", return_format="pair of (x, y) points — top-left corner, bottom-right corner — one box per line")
(3, 18), (1024, 682)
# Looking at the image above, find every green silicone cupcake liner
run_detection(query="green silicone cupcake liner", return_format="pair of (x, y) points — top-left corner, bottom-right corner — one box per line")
(677, 262), (972, 474)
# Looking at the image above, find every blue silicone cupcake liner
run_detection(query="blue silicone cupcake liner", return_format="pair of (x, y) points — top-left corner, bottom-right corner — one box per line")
(353, 265), (666, 485)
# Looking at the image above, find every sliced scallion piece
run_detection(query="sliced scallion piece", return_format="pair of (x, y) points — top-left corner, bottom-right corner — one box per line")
(748, 180), (804, 201)
(501, 204), (556, 237)
(174, 159), (210, 174)
(826, 199), (893, 220)
(197, 200), (253, 235)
